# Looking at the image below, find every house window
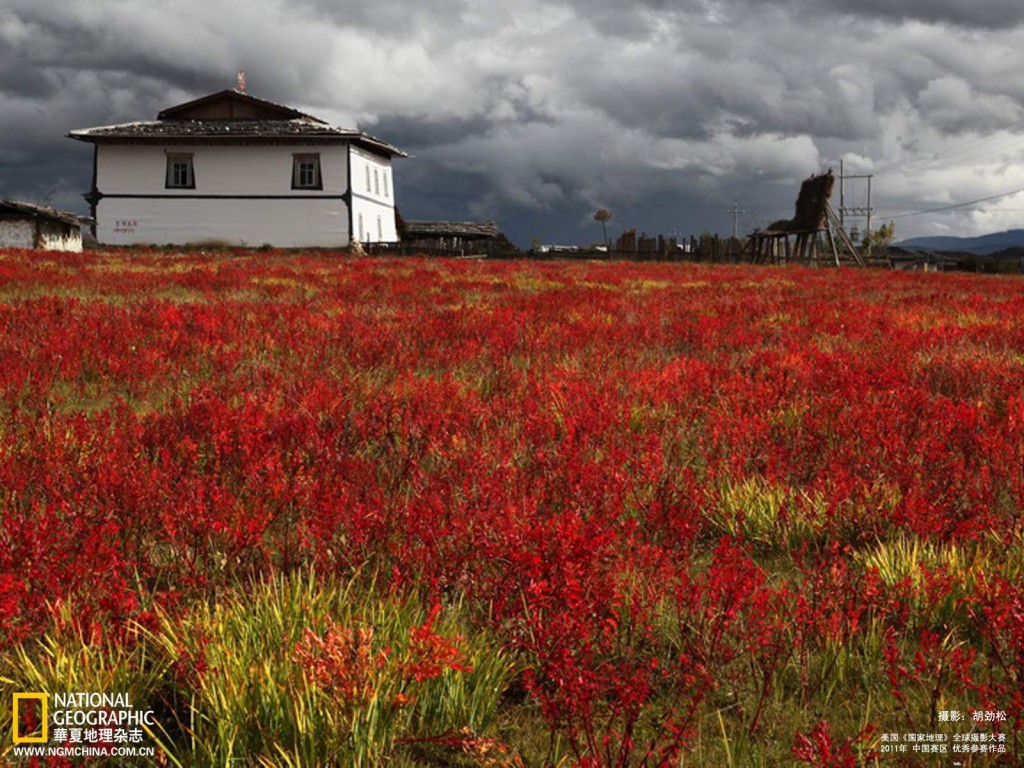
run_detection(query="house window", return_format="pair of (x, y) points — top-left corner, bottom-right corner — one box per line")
(358, 213), (364, 242)
(365, 165), (371, 192)
(166, 154), (194, 188)
(377, 215), (383, 240)
(374, 169), (380, 195)
(383, 171), (389, 198)
(292, 154), (322, 190)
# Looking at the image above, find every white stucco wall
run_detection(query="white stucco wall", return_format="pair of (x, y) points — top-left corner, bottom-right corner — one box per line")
(37, 220), (83, 252)
(97, 143), (350, 196)
(0, 219), (34, 249)
(0, 219), (83, 251)
(350, 147), (394, 205)
(352, 197), (399, 244)
(350, 146), (397, 243)
(95, 143), (351, 246)
(97, 197), (349, 248)
(93, 141), (403, 247)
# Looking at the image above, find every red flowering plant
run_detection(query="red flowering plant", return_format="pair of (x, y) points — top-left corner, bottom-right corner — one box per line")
(0, 250), (1022, 763)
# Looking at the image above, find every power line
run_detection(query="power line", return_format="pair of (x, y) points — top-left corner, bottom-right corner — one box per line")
(884, 186), (1024, 220)
(883, 116), (1024, 176)
(900, 135), (1024, 175)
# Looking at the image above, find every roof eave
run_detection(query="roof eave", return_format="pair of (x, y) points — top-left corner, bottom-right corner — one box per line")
(0, 200), (94, 226)
(352, 137), (409, 158)
(67, 134), (362, 143)
(67, 127), (408, 156)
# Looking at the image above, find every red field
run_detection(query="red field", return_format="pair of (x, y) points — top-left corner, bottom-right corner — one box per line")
(1, 249), (1021, 765)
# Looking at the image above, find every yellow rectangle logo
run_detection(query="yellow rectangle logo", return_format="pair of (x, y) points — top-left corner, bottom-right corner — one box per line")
(12, 693), (48, 744)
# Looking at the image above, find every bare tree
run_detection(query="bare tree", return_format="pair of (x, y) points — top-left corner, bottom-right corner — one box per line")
(594, 208), (612, 248)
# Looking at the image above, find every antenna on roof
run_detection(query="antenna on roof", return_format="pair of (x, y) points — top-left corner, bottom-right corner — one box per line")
(236, 70), (247, 92)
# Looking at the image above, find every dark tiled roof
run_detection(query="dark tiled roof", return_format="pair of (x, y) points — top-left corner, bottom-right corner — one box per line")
(68, 88), (407, 157)
(403, 220), (501, 239)
(0, 199), (93, 227)
(68, 119), (407, 157)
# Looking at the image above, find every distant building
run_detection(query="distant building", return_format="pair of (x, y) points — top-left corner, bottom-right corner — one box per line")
(67, 88), (406, 248)
(0, 200), (92, 252)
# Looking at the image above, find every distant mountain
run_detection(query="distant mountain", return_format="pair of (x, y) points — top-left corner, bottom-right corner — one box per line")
(897, 229), (1024, 255)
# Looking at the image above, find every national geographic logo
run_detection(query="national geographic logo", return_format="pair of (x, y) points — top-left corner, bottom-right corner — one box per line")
(11, 693), (48, 744)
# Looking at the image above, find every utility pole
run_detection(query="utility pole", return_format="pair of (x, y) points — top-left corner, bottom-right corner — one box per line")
(725, 202), (748, 258)
(866, 175), (872, 235)
(727, 202), (747, 239)
(839, 160), (874, 239)
(840, 159), (845, 233)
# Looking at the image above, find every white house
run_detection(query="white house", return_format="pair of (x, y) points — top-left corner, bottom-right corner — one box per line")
(0, 200), (92, 252)
(67, 88), (406, 248)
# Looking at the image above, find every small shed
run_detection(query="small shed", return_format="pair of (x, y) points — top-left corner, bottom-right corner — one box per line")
(0, 200), (92, 252)
(400, 220), (510, 255)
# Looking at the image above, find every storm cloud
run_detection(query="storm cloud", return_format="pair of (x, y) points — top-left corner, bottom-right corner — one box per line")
(4, 0), (1024, 246)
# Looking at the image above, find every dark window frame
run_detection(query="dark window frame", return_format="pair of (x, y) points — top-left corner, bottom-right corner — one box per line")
(292, 154), (323, 190)
(165, 154), (195, 189)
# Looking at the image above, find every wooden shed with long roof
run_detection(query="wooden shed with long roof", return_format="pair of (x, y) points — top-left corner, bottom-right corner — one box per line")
(400, 219), (514, 255)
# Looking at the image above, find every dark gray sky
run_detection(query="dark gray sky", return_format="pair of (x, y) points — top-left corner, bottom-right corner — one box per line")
(4, 0), (1024, 247)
